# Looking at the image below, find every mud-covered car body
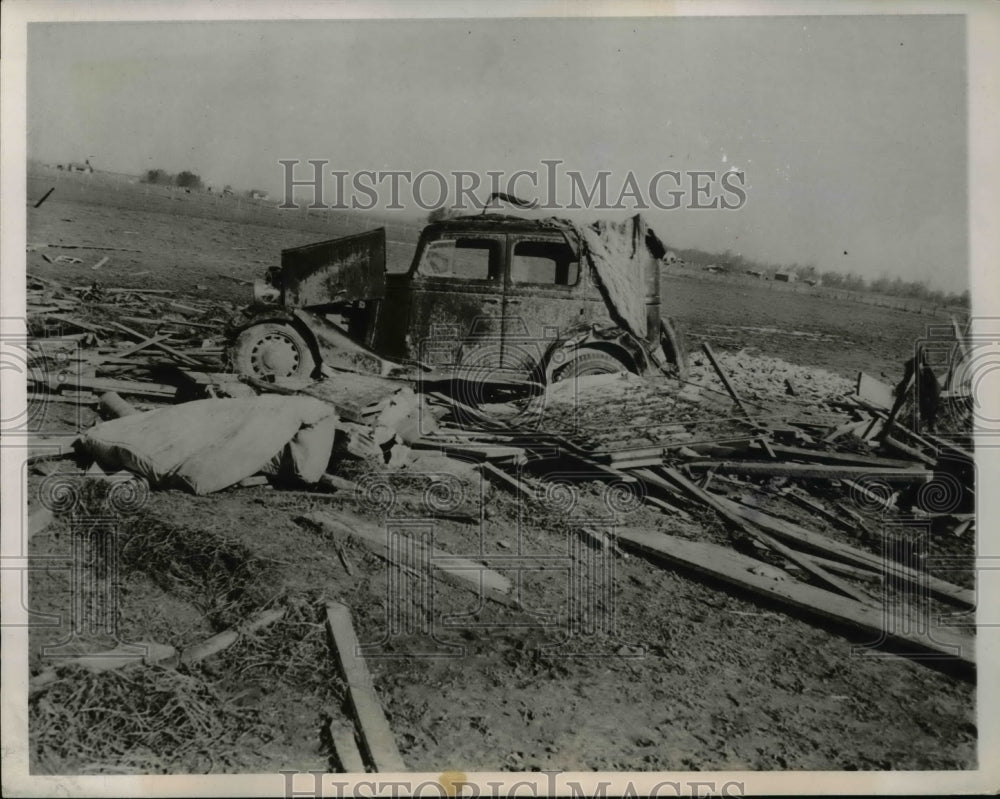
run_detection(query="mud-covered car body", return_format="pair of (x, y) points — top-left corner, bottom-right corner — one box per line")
(230, 213), (682, 385)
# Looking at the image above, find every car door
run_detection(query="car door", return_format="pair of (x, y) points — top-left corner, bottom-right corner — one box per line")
(405, 232), (507, 374)
(501, 232), (606, 373)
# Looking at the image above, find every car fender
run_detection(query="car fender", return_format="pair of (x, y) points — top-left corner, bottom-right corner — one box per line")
(538, 325), (650, 383)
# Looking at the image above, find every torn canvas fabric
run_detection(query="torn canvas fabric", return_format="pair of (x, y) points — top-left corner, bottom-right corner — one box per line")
(82, 396), (338, 494)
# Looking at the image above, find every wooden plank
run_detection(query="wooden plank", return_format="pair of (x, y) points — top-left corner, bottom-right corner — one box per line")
(33, 187), (55, 208)
(426, 391), (506, 430)
(684, 460), (934, 484)
(713, 494), (975, 609)
(752, 527), (871, 603)
(881, 435), (937, 467)
(179, 607), (286, 665)
(782, 490), (858, 533)
(753, 444), (915, 469)
(111, 333), (174, 360)
(647, 468), (867, 601)
(701, 342), (754, 421)
(634, 467), (704, 512)
(880, 370), (915, 442)
(479, 461), (534, 500)
(802, 552), (881, 582)
(301, 511), (512, 598)
(329, 718), (367, 773)
(42, 375), (176, 399)
(39, 243), (142, 253)
(324, 602), (407, 773)
(840, 478), (898, 514)
(855, 372), (894, 410)
(42, 313), (114, 335)
(411, 440), (527, 464)
(616, 529), (974, 670)
(108, 321), (201, 365)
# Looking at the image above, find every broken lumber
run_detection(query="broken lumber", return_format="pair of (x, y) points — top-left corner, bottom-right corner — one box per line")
(42, 375), (176, 399)
(300, 512), (512, 600)
(111, 333), (175, 360)
(802, 552), (881, 582)
(33, 187), (55, 208)
(782, 490), (858, 533)
(751, 444), (914, 469)
(855, 372), (894, 410)
(712, 494), (975, 608)
(647, 469), (867, 601)
(822, 418), (868, 443)
(478, 461), (533, 500)
(684, 461), (934, 484)
(881, 434), (937, 466)
(179, 606), (286, 665)
(324, 601), (407, 773)
(701, 342), (754, 421)
(36, 243), (142, 253)
(108, 321), (201, 365)
(840, 478), (898, 513)
(752, 527), (871, 603)
(616, 529), (974, 672)
(412, 440), (527, 465)
(329, 718), (367, 773)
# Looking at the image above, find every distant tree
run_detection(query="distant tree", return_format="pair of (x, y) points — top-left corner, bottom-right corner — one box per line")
(175, 171), (204, 190)
(143, 168), (172, 185)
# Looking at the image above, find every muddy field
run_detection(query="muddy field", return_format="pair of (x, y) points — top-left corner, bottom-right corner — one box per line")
(23, 179), (976, 774)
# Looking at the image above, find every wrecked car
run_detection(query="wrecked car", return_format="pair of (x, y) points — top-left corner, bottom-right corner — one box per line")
(227, 211), (687, 390)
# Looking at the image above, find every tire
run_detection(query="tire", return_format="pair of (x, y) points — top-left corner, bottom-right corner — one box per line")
(550, 348), (630, 383)
(231, 322), (317, 382)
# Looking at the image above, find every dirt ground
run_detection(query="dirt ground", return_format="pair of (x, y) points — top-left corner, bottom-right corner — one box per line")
(23, 181), (976, 774)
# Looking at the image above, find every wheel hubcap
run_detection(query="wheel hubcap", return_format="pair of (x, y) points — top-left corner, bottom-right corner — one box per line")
(250, 333), (300, 377)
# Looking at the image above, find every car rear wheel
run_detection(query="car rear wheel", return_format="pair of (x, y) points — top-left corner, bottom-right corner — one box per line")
(550, 349), (630, 382)
(231, 322), (316, 382)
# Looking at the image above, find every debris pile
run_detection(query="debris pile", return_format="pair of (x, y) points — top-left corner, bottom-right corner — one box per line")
(23, 273), (977, 773)
(26, 270), (237, 407)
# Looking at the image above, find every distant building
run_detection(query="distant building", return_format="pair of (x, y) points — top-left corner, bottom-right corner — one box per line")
(63, 159), (94, 174)
(774, 270), (797, 283)
(249, 189), (268, 200)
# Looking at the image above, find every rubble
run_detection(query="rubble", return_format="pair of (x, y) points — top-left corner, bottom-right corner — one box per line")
(22, 233), (977, 774)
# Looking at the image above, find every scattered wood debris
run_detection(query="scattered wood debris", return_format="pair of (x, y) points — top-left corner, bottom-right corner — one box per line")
(324, 601), (407, 773)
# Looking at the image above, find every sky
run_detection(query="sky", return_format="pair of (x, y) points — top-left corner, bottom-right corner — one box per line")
(26, 15), (968, 292)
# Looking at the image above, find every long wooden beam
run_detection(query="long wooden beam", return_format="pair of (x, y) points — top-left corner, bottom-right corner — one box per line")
(324, 602), (406, 773)
(713, 494), (975, 608)
(617, 529), (974, 672)
(684, 460), (934, 483)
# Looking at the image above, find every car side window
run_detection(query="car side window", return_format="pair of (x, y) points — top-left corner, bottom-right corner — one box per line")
(510, 239), (579, 286)
(418, 237), (500, 280)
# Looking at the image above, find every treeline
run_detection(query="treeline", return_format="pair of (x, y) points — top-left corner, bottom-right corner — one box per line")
(672, 246), (968, 307)
(142, 169), (204, 190)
